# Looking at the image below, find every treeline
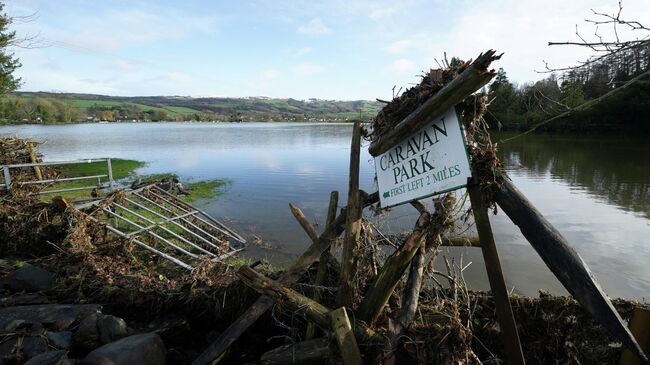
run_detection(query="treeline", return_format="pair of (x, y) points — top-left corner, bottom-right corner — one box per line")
(485, 44), (650, 132)
(0, 95), (85, 124)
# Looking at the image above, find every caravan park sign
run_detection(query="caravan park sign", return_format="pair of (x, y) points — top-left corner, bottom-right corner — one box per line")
(374, 108), (471, 207)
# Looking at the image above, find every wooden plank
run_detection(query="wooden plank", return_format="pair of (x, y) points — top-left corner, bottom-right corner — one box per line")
(493, 176), (648, 364)
(337, 121), (363, 307)
(329, 307), (363, 365)
(368, 50), (501, 156)
(468, 183), (525, 365)
(261, 337), (330, 365)
(619, 308), (650, 365)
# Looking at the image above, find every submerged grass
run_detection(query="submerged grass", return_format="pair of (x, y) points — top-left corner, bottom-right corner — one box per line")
(182, 179), (230, 202)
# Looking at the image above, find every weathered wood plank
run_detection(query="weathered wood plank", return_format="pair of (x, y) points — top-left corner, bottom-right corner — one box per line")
(329, 307), (363, 365)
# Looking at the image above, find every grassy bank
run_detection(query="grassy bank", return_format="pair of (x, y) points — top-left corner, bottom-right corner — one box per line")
(43, 159), (229, 203)
(42, 159), (145, 201)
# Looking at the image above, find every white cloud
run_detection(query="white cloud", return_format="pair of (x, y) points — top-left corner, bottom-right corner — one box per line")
(391, 59), (417, 75)
(169, 72), (192, 83)
(294, 64), (324, 75)
(286, 46), (313, 57)
(109, 59), (141, 72)
(385, 39), (416, 54)
(259, 69), (281, 80)
(417, 0), (650, 84)
(297, 18), (332, 35)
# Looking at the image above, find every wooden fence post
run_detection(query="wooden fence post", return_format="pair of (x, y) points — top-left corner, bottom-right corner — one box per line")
(27, 142), (43, 181)
(467, 183), (526, 365)
(337, 121), (363, 307)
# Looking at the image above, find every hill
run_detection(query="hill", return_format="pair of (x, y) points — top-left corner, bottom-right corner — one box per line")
(0, 92), (382, 124)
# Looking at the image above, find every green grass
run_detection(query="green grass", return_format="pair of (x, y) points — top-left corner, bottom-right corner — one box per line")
(67, 99), (185, 116)
(37, 158), (229, 204)
(41, 159), (145, 201)
(163, 106), (199, 114)
(182, 179), (229, 202)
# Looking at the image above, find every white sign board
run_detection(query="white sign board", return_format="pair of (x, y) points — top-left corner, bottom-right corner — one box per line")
(374, 108), (471, 207)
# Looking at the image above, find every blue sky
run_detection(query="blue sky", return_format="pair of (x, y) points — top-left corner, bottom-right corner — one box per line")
(6, 0), (649, 100)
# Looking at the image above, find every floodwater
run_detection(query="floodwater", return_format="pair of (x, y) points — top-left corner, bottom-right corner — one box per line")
(1, 122), (648, 299)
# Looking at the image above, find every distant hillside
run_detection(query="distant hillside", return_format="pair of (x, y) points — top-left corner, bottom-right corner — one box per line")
(0, 92), (382, 124)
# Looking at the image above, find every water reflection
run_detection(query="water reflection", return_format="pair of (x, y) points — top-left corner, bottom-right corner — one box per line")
(1, 124), (648, 299)
(497, 132), (650, 218)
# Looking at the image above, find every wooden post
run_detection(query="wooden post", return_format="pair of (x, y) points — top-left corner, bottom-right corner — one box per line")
(337, 121), (362, 307)
(493, 176), (648, 364)
(619, 308), (650, 365)
(306, 191), (339, 340)
(27, 142), (43, 181)
(106, 158), (114, 190)
(467, 183), (526, 365)
(329, 307), (363, 365)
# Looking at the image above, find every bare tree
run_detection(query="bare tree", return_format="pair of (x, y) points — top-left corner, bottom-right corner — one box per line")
(544, 0), (649, 73)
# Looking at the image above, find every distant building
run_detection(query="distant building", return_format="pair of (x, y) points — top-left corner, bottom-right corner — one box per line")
(115, 116), (139, 123)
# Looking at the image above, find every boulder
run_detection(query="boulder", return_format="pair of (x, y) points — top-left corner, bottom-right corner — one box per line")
(74, 313), (100, 351)
(23, 350), (68, 365)
(0, 304), (101, 331)
(97, 315), (128, 345)
(47, 331), (73, 350)
(6, 265), (55, 292)
(75, 313), (128, 351)
(81, 333), (166, 365)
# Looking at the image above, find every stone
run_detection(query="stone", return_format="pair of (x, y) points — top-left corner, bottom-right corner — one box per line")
(23, 350), (68, 365)
(46, 331), (73, 350)
(74, 313), (100, 351)
(81, 333), (166, 365)
(6, 265), (55, 292)
(0, 304), (101, 332)
(75, 313), (129, 351)
(97, 315), (128, 344)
